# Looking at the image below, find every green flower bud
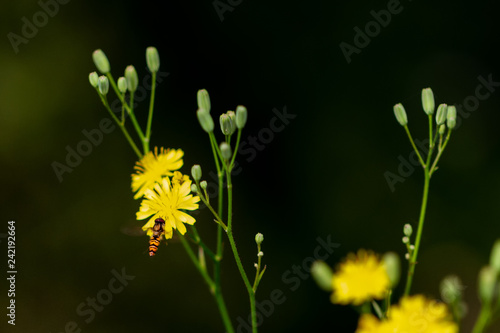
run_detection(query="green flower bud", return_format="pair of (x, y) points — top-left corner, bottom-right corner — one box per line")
(92, 49), (110, 74)
(220, 114), (231, 135)
(197, 89), (211, 113)
(220, 142), (232, 160)
(227, 111), (236, 134)
(393, 103), (408, 126)
(421, 87), (435, 115)
(197, 109), (214, 133)
(447, 106), (457, 129)
(255, 233), (264, 244)
(435, 103), (448, 125)
(440, 275), (463, 304)
(89, 71), (99, 88)
(382, 252), (401, 288)
(490, 239), (500, 275)
(478, 266), (496, 304)
(236, 105), (247, 129)
(191, 184), (198, 193)
(98, 76), (109, 95)
(403, 224), (413, 236)
(125, 65), (138, 92)
(402, 236), (409, 244)
(439, 124), (446, 135)
(311, 261), (334, 292)
(146, 46), (160, 73)
(200, 180), (207, 190)
(191, 165), (202, 182)
(117, 77), (127, 94)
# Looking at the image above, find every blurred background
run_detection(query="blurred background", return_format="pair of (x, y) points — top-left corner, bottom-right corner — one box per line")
(1, 0), (500, 332)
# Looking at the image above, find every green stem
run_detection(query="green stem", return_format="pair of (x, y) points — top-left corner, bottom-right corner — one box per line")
(106, 73), (147, 153)
(225, 169), (258, 333)
(404, 158), (432, 296)
(179, 233), (234, 333)
(473, 303), (492, 333)
(428, 114), (434, 148)
(144, 71), (157, 154)
(371, 300), (383, 319)
(97, 92), (142, 158)
(430, 129), (452, 176)
(403, 125), (425, 168)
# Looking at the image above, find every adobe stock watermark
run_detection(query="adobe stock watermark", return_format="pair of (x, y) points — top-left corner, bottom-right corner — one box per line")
(212, 0), (243, 22)
(7, 0), (71, 54)
(200, 105), (296, 203)
(51, 70), (169, 183)
(384, 74), (500, 192)
(50, 267), (135, 333)
(339, 0), (411, 64)
(236, 235), (340, 332)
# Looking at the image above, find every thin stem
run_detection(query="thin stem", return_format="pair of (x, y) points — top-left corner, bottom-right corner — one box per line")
(225, 168), (257, 333)
(179, 233), (234, 333)
(97, 92), (142, 158)
(472, 303), (491, 333)
(430, 129), (452, 177)
(404, 125), (425, 168)
(404, 152), (432, 296)
(384, 290), (392, 318)
(188, 226), (217, 261)
(144, 71), (157, 154)
(178, 233), (215, 292)
(372, 300), (384, 319)
(252, 244), (262, 291)
(106, 73), (147, 152)
(229, 129), (242, 170)
(428, 114), (434, 149)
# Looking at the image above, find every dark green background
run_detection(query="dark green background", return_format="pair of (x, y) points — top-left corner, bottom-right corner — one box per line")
(1, 0), (499, 332)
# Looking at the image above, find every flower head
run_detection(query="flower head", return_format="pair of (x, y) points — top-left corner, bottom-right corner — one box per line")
(131, 147), (184, 199)
(356, 295), (458, 333)
(331, 250), (390, 305)
(137, 172), (200, 239)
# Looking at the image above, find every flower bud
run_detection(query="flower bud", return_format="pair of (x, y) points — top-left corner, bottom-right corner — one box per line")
(146, 46), (160, 73)
(197, 89), (211, 113)
(439, 124), (446, 135)
(255, 233), (264, 244)
(191, 165), (202, 182)
(89, 71), (99, 87)
(236, 105), (247, 129)
(440, 275), (463, 304)
(227, 111), (236, 134)
(490, 239), (500, 275)
(92, 49), (110, 74)
(393, 103), (408, 126)
(435, 103), (448, 125)
(191, 184), (198, 193)
(98, 76), (109, 95)
(200, 180), (207, 190)
(402, 236), (409, 244)
(220, 114), (231, 135)
(311, 261), (334, 292)
(117, 77), (128, 94)
(258, 251), (264, 257)
(403, 224), (413, 236)
(125, 65), (138, 92)
(478, 266), (496, 304)
(197, 109), (214, 133)
(421, 87), (435, 115)
(220, 142), (232, 160)
(447, 106), (457, 129)
(382, 252), (401, 288)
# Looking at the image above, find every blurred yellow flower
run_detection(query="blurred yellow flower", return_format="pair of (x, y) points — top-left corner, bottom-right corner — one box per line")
(137, 172), (200, 239)
(331, 250), (390, 305)
(356, 295), (458, 333)
(131, 147), (184, 199)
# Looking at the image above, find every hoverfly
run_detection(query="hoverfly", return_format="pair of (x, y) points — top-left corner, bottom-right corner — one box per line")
(148, 218), (166, 257)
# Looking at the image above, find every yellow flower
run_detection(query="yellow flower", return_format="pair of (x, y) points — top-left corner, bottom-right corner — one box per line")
(136, 172), (200, 239)
(131, 147), (184, 199)
(331, 250), (390, 305)
(355, 295), (458, 333)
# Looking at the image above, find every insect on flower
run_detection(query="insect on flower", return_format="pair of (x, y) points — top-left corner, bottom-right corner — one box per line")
(148, 218), (166, 257)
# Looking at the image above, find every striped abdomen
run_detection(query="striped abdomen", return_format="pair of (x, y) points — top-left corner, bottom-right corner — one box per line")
(149, 236), (161, 256)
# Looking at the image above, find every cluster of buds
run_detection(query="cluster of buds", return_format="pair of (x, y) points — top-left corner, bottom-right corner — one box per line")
(402, 223), (414, 260)
(88, 47), (160, 97)
(393, 88), (457, 131)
